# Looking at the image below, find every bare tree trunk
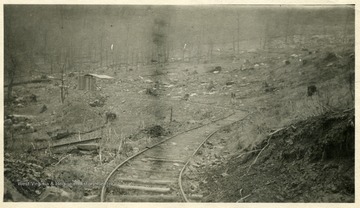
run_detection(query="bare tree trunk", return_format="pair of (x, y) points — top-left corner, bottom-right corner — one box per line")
(100, 36), (103, 67)
(105, 48), (108, 67)
(209, 39), (213, 62)
(342, 10), (350, 47)
(237, 12), (240, 55)
(50, 54), (53, 74)
(125, 23), (130, 70)
(284, 10), (293, 46)
(182, 43), (186, 62)
(60, 63), (65, 104)
(232, 34), (236, 56)
(263, 18), (270, 50)
(7, 57), (16, 102)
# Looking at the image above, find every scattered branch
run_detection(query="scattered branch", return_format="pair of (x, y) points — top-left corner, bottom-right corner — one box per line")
(236, 194), (251, 203)
(51, 154), (71, 166)
(269, 127), (285, 136)
(246, 138), (271, 174)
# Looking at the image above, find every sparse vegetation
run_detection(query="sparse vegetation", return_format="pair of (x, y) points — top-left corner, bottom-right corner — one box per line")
(3, 5), (354, 203)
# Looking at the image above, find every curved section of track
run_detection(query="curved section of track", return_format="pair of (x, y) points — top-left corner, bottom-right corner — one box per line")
(100, 111), (247, 202)
(178, 113), (252, 202)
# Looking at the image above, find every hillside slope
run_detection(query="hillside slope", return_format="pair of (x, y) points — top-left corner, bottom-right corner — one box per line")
(200, 109), (354, 202)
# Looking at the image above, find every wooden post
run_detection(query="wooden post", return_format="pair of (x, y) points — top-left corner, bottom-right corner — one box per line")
(170, 107), (173, 123)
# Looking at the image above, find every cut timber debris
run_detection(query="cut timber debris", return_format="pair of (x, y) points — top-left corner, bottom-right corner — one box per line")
(77, 144), (99, 151)
(112, 185), (171, 193)
(35, 137), (101, 150)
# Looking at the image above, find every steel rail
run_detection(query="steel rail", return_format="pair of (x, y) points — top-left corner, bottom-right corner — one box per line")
(178, 113), (252, 202)
(100, 111), (236, 202)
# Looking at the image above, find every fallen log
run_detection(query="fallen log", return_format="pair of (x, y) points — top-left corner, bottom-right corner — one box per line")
(47, 125), (105, 141)
(107, 194), (202, 202)
(35, 137), (101, 150)
(77, 143), (99, 151)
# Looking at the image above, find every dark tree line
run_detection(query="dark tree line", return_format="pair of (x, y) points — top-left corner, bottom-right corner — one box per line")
(4, 5), (355, 91)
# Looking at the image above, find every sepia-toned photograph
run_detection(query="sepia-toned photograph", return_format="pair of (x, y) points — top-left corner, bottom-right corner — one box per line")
(3, 4), (355, 203)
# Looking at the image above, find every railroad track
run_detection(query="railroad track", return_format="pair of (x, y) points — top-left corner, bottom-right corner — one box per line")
(100, 111), (248, 202)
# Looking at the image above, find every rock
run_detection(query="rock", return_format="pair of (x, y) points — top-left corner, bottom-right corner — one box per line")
(77, 144), (99, 151)
(38, 187), (74, 202)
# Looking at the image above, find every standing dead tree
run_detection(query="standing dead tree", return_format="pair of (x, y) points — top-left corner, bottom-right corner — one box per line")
(6, 56), (16, 103)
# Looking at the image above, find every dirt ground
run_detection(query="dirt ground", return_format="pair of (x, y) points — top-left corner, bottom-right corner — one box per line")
(188, 109), (354, 202)
(3, 34), (355, 202)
